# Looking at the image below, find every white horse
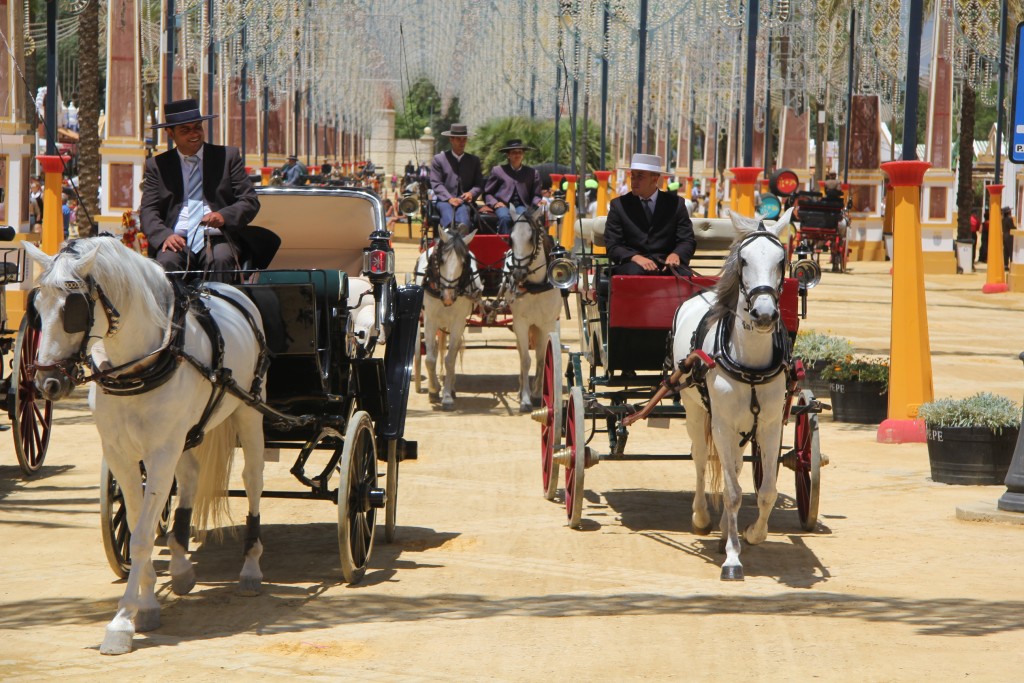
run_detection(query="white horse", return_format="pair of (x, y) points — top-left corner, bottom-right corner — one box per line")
(503, 212), (561, 412)
(672, 208), (794, 581)
(415, 227), (481, 410)
(24, 238), (267, 655)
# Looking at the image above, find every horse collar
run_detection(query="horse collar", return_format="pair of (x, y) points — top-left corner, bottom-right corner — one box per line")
(712, 312), (790, 386)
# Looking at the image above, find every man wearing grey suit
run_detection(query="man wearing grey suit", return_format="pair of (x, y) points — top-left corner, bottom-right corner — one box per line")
(483, 139), (542, 235)
(429, 123), (484, 230)
(141, 98), (260, 276)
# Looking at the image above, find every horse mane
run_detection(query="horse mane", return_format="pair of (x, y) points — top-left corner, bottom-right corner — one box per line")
(40, 238), (173, 331)
(708, 236), (745, 323)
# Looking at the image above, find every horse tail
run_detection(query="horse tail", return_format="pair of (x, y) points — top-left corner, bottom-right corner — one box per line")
(704, 416), (723, 511)
(191, 421), (238, 539)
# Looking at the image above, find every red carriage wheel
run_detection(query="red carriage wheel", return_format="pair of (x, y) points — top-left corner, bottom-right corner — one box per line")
(11, 317), (53, 476)
(564, 386), (586, 528)
(793, 390), (822, 531)
(540, 333), (563, 501)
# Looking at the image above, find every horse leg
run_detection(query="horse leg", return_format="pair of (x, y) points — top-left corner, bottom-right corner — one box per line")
(713, 427), (745, 582)
(744, 421), (782, 546)
(235, 408), (266, 596)
(101, 449), (179, 655)
(441, 319), (467, 411)
(513, 317), (532, 412)
(167, 451), (199, 596)
(683, 398), (712, 535)
(423, 318), (441, 402)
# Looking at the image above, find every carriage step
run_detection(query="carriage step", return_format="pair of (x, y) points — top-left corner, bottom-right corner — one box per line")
(791, 398), (831, 415)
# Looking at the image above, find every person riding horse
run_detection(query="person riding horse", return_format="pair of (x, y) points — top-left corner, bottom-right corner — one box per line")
(482, 139), (543, 235)
(429, 123), (485, 231)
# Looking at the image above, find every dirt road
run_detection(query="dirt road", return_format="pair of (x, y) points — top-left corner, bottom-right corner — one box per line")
(1, 245), (1023, 681)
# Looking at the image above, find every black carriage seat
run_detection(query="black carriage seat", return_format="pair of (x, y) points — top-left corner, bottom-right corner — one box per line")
(795, 193), (844, 230)
(242, 269), (348, 403)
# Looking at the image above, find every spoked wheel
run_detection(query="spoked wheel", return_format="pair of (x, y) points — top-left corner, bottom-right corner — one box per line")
(100, 461), (175, 579)
(565, 386), (586, 528)
(413, 316), (424, 394)
(793, 390), (822, 531)
(384, 439), (399, 544)
(337, 411), (386, 584)
(11, 317), (53, 476)
(541, 332), (563, 501)
(750, 442), (780, 493)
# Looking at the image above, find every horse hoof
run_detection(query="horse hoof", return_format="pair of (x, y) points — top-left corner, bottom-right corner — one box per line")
(171, 569), (196, 596)
(720, 565), (745, 582)
(237, 577), (262, 596)
(519, 402), (531, 413)
(441, 401), (455, 412)
(428, 392), (440, 403)
(100, 628), (134, 656)
(134, 607), (161, 633)
(692, 519), (712, 536)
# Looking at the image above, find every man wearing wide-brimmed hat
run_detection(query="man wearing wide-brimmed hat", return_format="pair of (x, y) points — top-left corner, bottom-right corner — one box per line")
(429, 123), (484, 231)
(282, 154), (305, 186)
(140, 98), (260, 277)
(482, 139), (542, 235)
(604, 153), (695, 275)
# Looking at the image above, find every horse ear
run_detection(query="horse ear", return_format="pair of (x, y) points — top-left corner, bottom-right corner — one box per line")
(76, 244), (100, 276)
(22, 241), (53, 270)
(769, 207), (796, 237)
(439, 229), (452, 243)
(729, 210), (760, 236)
(463, 229), (477, 245)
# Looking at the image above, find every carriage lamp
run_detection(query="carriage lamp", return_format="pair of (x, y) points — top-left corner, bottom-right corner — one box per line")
(363, 247), (395, 278)
(548, 196), (569, 218)
(790, 257), (821, 290)
(546, 243), (578, 289)
(398, 194), (419, 216)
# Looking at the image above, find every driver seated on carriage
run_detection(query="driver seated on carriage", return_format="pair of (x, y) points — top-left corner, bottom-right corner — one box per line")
(481, 139), (543, 235)
(604, 153), (696, 276)
(140, 98), (265, 282)
(429, 123), (485, 233)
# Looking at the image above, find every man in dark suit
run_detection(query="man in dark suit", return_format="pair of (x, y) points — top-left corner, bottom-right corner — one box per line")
(429, 123), (484, 230)
(483, 139), (542, 234)
(604, 153), (696, 275)
(140, 98), (260, 277)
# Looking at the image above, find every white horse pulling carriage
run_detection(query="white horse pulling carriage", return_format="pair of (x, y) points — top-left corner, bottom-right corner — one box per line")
(538, 208), (828, 580)
(24, 187), (421, 654)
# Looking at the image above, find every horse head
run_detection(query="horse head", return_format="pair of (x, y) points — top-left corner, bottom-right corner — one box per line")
(22, 240), (104, 400)
(722, 207), (793, 332)
(435, 226), (476, 306)
(507, 211), (543, 284)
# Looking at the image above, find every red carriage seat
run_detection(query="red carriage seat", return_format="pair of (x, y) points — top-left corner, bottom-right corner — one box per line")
(468, 234), (510, 297)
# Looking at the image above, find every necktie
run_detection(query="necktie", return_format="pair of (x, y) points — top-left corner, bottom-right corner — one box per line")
(184, 156), (204, 253)
(643, 197), (655, 224)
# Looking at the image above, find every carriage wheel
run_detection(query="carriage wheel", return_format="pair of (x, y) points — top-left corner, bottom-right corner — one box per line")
(337, 412), (385, 584)
(413, 316), (424, 394)
(384, 439), (399, 544)
(794, 390), (822, 531)
(565, 386), (586, 528)
(99, 461), (174, 579)
(750, 442), (780, 492)
(541, 332), (563, 501)
(11, 317), (53, 476)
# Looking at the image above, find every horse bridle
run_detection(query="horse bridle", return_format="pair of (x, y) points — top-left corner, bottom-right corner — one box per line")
(27, 275), (122, 381)
(736, 227), (786, 314)
(425, 234), (477, 299)
(506, 215), (548, 284)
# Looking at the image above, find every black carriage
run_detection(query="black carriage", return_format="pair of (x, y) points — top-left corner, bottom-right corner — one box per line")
(100, 187), (422, 583)
(0, 230), (55, 476)
(768, 169), (849, 274)
(537, 215), (827, 530)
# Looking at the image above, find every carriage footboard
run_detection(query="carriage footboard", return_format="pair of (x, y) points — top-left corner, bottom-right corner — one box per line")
(380, 285), (424, 440)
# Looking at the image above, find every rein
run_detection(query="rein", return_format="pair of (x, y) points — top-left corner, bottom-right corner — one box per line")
(504, 218), (553, 295)
(422, 236), (480, 301)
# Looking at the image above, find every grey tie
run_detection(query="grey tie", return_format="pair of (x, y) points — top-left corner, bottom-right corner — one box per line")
(643, 197), (655, 223)
(184, 156), (204, 253)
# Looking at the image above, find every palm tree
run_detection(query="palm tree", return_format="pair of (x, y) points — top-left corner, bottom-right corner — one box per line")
(956, 81), (975, 241)
(76, 0), (99, 237)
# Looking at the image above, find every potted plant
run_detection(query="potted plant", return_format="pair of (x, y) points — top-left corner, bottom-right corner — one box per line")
(793, 331), (855, 398)
(821, 355), (889, 424)
(917, 392), (1021, 485)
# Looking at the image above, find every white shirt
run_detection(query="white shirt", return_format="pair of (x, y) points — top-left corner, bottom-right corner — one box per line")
(173, 145), (216, 237)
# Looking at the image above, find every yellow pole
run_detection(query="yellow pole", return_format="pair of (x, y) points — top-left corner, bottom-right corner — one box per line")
(983, 184), (1009, 293)
(707, 178), (718, 218)
(877, 160), (933, 443)
(729, 167), (760, 218)
(36, 155), (65, 254)
(685, 176), (694, 200)
(593, 170), (611, 255)
(260, 166), (273, 185)
(562, 174), (578, 249)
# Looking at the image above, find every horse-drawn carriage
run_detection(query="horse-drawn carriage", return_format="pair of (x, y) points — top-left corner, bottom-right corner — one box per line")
(539, 207), (828, 581)
(23, 186), (421, 654)
(766, 169), (849, 274)
(0, 228), (55, 476)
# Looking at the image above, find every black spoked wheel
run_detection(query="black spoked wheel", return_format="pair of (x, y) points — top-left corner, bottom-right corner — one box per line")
(384, 439), (399, 544)
(100, 461), (175, 579)
(565, 386), (586, 529)
(337, 412), (385, 584)
(11, 317), (53, 476)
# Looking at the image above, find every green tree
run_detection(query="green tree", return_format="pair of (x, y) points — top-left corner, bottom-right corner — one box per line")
(956, 81), (976, 241)
(467, 116), (601, 172)
(394, 77), (441, 139)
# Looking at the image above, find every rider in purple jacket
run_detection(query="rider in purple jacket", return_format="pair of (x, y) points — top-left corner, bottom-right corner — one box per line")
(429, 123), (484, 230)
(483, 139), (542, 235)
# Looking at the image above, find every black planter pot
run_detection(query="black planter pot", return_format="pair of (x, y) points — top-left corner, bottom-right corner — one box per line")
(799, 359), (832, 398)
(927, 425), (1019, 485)
(829, 380), (888, 424)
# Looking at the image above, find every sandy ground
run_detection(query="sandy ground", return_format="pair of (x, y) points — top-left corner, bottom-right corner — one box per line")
(2, 242), (1024, 681)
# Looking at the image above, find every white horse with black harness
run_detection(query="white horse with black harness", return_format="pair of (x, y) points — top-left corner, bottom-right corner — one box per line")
(670, 208), (795, 581)
(23, 237), (272, 654)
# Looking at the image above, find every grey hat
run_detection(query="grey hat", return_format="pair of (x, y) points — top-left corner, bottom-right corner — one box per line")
(441, 123), (471, 137)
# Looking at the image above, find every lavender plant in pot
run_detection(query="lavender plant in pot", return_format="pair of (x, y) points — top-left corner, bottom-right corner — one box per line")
(793, 331), (855, 398)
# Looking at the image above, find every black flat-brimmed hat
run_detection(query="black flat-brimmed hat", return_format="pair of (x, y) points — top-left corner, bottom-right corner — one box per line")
(152, 98), (217, 129)
(499, 139), (533, 153)
(441, 123), (471, 137)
